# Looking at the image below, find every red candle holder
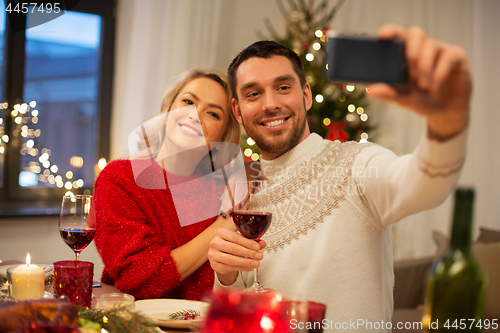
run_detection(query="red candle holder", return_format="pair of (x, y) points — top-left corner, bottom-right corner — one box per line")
(201, 290), (321, 333)
(305, 301), (326, 333)
(52, 261), (93, 308)
(280, 300), (326, 333)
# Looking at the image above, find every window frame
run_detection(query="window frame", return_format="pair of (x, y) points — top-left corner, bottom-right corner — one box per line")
(0, 0), (115, 216)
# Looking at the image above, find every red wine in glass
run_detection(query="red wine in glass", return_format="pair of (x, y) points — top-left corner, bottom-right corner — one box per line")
(232, 211), (272, 240)
(60, 228), (96, 253)
(59, 195), (96, 261)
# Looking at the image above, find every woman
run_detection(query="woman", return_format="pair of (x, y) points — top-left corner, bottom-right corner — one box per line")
(93, 69), (240, 301)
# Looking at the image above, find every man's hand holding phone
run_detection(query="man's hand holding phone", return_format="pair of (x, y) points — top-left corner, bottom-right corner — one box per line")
(369, 24), (471, 141)
(328, 24), (471, 141)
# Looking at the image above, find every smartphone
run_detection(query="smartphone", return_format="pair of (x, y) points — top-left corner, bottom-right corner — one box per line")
(325, 34), (408, 85)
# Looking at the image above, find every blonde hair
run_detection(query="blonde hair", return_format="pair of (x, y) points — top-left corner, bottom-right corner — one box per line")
(134, 69), (240, 174)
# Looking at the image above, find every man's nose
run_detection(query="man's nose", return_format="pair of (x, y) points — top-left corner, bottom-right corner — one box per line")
(262, 91), (281, 112)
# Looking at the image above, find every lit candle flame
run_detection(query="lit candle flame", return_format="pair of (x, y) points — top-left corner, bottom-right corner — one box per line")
(26, 253), (31, 267)
(260, 315), (275, 330)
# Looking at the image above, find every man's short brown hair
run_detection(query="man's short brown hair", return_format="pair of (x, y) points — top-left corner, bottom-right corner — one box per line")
(227, 40), (307, 100)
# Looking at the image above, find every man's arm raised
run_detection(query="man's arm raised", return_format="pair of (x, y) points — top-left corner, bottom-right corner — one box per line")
(353, 24), (470, 228)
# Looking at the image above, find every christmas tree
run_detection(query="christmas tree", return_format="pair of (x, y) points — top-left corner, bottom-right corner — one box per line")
(240, 0), (372, 161)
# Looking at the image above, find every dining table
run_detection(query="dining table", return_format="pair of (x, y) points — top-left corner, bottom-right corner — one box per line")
(92, 281), (199, 333)
(1, 260), (200, 333)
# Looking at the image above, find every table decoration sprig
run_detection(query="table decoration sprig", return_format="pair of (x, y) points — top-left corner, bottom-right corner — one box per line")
(77, 306), (158, 333)
(0, 299), (160, 332)
(168, 309), (201, 320)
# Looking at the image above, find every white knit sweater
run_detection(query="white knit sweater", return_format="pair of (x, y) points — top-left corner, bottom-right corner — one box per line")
(215, 129), (466, 332)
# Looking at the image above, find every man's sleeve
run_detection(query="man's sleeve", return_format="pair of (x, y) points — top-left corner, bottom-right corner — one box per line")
(213, 272), (247, 290)
(354, 126), (467, 227)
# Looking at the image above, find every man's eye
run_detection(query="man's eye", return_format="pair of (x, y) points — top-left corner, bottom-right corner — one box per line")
(246, 92), (260, 99)
(278, 86), (290, 91)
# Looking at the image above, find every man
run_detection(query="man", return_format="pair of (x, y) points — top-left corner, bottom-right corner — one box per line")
(208, 24), (470, 330)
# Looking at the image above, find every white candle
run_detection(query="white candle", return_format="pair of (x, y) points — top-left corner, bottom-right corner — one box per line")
(11, 253), (45, 300)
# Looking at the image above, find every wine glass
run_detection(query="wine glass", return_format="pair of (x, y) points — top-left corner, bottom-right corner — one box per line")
(232, 180), (273, 293)
(59, 195), (96, 261)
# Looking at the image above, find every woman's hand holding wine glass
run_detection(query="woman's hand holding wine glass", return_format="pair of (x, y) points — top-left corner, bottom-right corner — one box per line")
(59, 195), (96, 261)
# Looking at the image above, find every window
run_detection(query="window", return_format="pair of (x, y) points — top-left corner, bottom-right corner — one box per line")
(0, 1), (115, 215)
(0, 8), (6, 187)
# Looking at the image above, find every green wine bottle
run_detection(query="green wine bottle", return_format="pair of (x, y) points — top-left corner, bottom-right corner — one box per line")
(423, 188), (487, 332)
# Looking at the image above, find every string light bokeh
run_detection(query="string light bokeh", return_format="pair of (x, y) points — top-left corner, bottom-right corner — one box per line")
(1, 100), (107, 193)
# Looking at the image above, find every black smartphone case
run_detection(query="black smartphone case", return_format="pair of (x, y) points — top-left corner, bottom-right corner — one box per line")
(326, 36), (408, 85)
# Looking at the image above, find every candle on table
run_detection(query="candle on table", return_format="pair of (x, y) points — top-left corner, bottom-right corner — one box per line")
(11, 253), (45, 300)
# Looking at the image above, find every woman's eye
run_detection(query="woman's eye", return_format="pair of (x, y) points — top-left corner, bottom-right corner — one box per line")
(183, 99), (194, 105)
(208, 111), (220, 119)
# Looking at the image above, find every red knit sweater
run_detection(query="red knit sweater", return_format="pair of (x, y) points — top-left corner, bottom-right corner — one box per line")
(93, 159), (224, 301)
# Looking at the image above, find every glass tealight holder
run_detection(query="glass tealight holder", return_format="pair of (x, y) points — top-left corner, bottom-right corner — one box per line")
(43, 266), (54, 294)
(4, 267), (53, 300)
(96, 292), (135, 310)
(53, 260), (94, 307)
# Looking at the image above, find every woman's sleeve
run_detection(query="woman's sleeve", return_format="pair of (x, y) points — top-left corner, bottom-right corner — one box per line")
(93, 163), (181, 299)
(354, 126), (467, 228)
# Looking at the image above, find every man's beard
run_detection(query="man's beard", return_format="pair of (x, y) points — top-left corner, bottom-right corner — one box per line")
(242, 101), (308, 159)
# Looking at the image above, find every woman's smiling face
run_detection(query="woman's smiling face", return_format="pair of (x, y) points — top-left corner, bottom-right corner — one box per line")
(166, 77), (230, 152)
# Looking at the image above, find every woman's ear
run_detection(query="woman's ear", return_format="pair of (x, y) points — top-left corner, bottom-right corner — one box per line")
(232, 98), (243, 124)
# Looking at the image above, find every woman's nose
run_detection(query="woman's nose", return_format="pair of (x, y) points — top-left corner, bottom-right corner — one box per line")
(187, 106), (200, 123)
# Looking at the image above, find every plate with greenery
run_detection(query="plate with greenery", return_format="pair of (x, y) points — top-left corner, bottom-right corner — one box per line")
(134, 299), (209, 329)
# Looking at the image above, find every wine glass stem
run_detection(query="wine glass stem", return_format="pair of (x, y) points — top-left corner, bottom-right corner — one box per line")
(252, 268), (262, 289)
(75, 252), (79, 261)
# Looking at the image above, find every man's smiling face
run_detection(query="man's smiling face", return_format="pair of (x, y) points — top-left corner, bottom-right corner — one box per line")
(232, 55), (312, 160)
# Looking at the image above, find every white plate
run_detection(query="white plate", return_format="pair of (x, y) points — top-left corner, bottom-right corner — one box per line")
(134, 299), (209, 329)
(0, 264), (53, 281)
